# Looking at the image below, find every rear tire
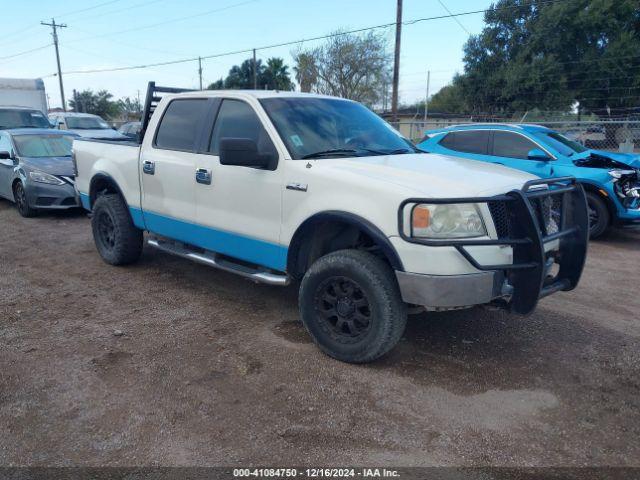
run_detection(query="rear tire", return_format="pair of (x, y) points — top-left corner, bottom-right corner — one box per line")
(586, 191), (610, 239)
(299, 249), (407, 363)
(13, 181), (37, 218)
(91, 194), (143, 265)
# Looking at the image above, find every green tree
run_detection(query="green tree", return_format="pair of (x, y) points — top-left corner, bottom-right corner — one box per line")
(457, 0), (640, 116)
(423, 81), (469, 114)
(69, 89), (121, 119)
(293, 52), (318, 93)
(206, 57), (293, 90)
(263, 57), (294, 91)
(117, 96), (142, 119)
(293, 30), (392, 107)
(208, 78), (224, 89)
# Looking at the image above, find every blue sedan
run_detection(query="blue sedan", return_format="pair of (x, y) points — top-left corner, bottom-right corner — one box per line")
(0, 129), (79, 217)
(418, 123), (640, 238)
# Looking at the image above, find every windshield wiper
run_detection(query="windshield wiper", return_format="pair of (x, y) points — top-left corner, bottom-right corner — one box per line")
(386, 148), (417, 154)
(302, 149), (359, 159)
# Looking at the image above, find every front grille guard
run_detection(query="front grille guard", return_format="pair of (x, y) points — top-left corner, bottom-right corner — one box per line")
(397, 177), (589, 315)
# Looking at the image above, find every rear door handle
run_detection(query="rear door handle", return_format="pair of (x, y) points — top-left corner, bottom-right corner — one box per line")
(143, 160), (155, 175)
(195, 168), (212, 185)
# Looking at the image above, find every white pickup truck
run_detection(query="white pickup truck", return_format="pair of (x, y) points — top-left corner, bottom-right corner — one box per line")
(74, 83), (589, 363)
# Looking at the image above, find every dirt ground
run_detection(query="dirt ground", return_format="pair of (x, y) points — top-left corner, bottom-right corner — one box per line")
(0, 198), (639, 467)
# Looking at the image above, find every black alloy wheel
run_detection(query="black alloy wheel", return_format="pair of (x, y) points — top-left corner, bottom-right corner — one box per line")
(314, 276), (372, 342)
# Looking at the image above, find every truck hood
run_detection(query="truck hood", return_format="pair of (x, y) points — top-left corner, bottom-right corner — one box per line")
(313, 153), (538, 197)
(21, 156), (75, 176)
(70, 129), (127, 140)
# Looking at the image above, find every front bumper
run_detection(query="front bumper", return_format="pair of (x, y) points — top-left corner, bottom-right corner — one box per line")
(396, 177), (589, 315)
(26, 181), (79, 209)
(396, 270), (504, 308)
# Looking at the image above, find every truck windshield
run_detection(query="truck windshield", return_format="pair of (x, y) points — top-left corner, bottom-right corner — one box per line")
(13, 134), (73, 157)
(532, 130), (588, 156)
(0, 109), (50, 129)
(66, 116), (111, 130)
(260, 97), (417, 159)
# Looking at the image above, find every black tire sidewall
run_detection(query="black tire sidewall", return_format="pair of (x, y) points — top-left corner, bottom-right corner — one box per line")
(586, 192), (610, 239)
(299, 250), (406, 363)
(91, 194), (142, 265)
(14, 182), (36, 218)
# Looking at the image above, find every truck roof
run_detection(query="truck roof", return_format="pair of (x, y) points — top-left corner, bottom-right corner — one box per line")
(165, 90), (350, 101)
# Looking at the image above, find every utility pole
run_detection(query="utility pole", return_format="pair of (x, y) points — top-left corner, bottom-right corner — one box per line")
(423, 70), (430, 124)
(252, 48), (258, 90)
(198, 57), (203, 90)
(391, 0), (402, 123)
(382, 80), (388, 112)
(41, 18), (67, 111)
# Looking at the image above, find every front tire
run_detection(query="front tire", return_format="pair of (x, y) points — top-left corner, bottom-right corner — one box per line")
(91, 194), (143, 265)
(13, 181), (37, 218)
(586, 192), (610, 239)
(299, 249), (407, 363)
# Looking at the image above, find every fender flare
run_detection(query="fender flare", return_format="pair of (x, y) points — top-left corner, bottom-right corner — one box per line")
(287, 210), (404, 274)
(88, 173), (126, 209)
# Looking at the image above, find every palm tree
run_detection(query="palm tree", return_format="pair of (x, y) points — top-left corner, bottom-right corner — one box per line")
(263, 57), (294, 91)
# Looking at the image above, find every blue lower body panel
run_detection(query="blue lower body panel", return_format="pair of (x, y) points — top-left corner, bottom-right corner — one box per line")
(142, 210), (287, 272)
(78, 191), (287, 272)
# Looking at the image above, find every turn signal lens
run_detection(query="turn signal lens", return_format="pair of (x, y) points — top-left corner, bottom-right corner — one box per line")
(412, 205), (431, 229)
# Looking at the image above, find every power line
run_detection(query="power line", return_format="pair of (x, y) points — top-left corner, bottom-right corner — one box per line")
(0, 43), (52, 60)
(48, 0), (570, 77)
(65, 0), (168, 24)
(56, 0), (125, 20)
(0, 25), (40, 44)
(64, 25), (190, 57)
(64, 0), (259, 44)
(437, 0), (470, 35)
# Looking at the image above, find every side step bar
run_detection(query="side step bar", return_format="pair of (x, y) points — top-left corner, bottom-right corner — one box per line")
(147, 237), (290, 286)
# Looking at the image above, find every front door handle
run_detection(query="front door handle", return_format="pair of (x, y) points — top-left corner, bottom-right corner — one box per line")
(143, 160), (155, 175)
(195, 168), (212, 185)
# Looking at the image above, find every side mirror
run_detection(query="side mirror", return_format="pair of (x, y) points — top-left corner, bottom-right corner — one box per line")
(0, 151), (16, 166)
(219, 138), (273, 169)
(528, 148), (551, 161)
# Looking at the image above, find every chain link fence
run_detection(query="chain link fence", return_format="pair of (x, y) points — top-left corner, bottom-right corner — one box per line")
(390, 119), (640, 153)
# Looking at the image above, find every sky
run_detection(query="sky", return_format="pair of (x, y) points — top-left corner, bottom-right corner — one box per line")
(0, 0), (494, 110)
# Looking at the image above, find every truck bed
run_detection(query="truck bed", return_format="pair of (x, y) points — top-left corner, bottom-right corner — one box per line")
(74, 137), (142, 212)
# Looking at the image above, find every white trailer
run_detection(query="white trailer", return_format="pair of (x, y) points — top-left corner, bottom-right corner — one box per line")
(0, 78), (47, 113)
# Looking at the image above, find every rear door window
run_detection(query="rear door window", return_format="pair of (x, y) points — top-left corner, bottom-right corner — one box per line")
(154, 99), (209, 152)
(438, 131), (490, 154)
(491, 131), (538, 159)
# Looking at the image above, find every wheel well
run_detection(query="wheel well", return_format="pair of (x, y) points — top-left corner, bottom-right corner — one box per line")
(287, 213), (403, 280)
(581, 183), (616, 223)
(89, 174), (123, 208)
(11, 178), (21, 196)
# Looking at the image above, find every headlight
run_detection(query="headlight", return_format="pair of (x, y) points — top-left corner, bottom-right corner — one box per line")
(29, 170), (64, 185)
(411, 203), (487, 239)
(609, 169), (635, 180)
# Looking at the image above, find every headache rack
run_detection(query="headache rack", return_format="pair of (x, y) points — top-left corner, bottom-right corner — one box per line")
(398, 177), (589, 315)
(139, 81), (195, 142)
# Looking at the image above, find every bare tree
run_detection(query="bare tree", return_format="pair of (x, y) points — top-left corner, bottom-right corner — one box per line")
(293, 31), (391, 106)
